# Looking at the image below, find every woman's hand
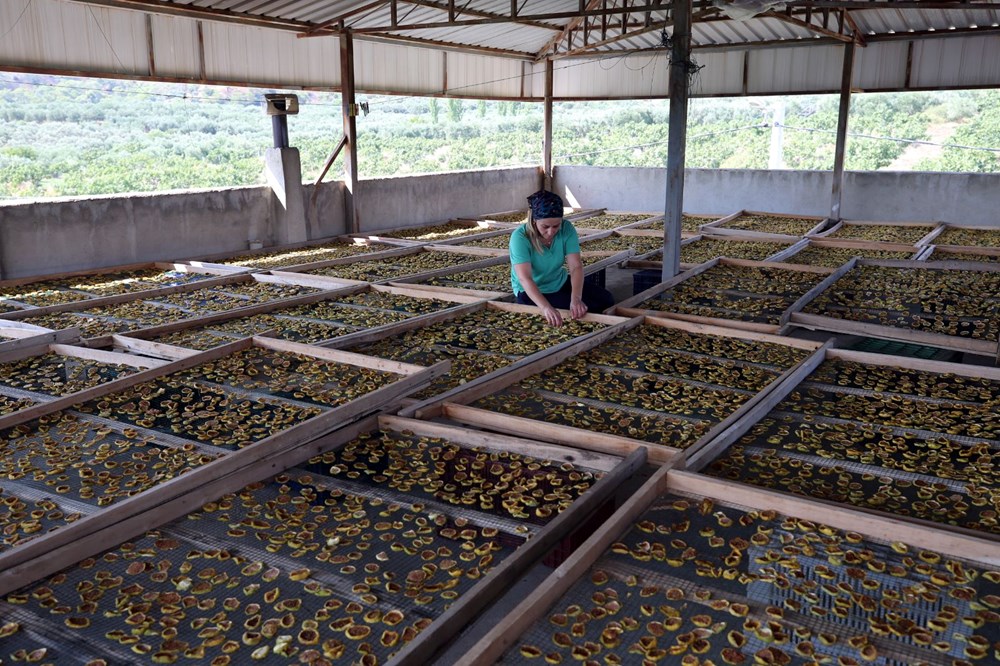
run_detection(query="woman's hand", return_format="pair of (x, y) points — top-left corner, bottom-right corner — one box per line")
(569, 297), (588, 320)
(542, 305), (564, 327)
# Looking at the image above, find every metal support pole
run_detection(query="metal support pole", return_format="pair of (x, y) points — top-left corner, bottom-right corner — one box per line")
(661, 0), (691, 282)
(271, 98), (289, 149)
(543, 59), (554, 190)
(340, 30), (361, 235)
(830, 40), (855, 223)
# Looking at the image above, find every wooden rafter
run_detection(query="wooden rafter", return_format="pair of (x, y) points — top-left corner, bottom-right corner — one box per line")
(552, 6), (719, 59)
(764, 9), (855, 43)
(533, 0), (605, 61)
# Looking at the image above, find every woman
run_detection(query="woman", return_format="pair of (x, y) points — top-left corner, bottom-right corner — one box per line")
(510, 189), (615, 327)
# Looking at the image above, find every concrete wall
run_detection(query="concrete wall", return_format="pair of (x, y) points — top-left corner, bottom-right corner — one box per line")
(0, 186), (279, 279)
(3, 165), (997, 280)
(355, 167), (541, 233)
(555, 167), (1000, 226)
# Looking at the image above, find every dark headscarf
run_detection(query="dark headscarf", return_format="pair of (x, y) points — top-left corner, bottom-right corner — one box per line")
(527, 190), (564, 220)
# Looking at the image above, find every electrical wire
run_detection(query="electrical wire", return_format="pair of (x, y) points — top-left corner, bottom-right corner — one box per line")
(0, 0), (34, 41)
(779, 123), (1000, 154)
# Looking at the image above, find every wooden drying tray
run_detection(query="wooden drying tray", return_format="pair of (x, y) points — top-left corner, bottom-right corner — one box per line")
(810, 218), (944, 246)
(788, 257), (1000, 358)
(179, 234), (397, 270)
(679, 343), (1000, 554)
(365, 415), (645, 666)
(626, 232), (803, 272)
(325, 300), (631, 407)
(701, 209), (828, 239)
(613, 257), (843, 335)
(922, 243), (1000, 264)
(273, 244), (508, 284)
(108, 282), (504, 358)
(402, 315), (822, 467)
(0, 335), (450, 597)
(913, 222), (1000, 247)
(571, 210), (662, 233)
(768, 237), (924, 265)
(456, 449), (1000, 666)
(348, 219), (514, 246)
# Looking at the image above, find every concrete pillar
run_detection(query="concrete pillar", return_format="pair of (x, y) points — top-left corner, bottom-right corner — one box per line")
(264, 147), (308, 245)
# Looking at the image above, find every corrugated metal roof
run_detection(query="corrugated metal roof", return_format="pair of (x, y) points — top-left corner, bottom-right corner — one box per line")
(2, 0), (998, 98)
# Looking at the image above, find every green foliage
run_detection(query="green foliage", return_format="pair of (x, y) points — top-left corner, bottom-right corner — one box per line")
(0, 75), (994, 199)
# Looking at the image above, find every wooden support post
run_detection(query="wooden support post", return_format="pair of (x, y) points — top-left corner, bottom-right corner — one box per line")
(662, 0), (691, 283)
(340, 30), (361, 235)
(830, 40), (855, 223)
(543, 59), (554, 190)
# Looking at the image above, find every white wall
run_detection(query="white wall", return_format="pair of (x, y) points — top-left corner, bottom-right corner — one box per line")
(2, 166), (997, 280)
(555, 167), (1000, 225)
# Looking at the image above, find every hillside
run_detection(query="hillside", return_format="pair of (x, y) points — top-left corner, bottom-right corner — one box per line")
(0, 74), (996, 199)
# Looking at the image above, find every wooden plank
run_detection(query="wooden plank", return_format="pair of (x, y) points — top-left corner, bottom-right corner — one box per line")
(253, 271), (364, 290)
(828, 347), (1000, 381)
(110, 334), (202, 361)
(0, 328), (81, 358)
(779, 256), (856, 327)
(453, 464), (672, 666)
(47, 343), (168, 369)
(614, 309), (781, 334)
(384, 281), (511, 300)
(389, 448), (648, 666)
(374, 283), (502, 304)
(0, 414), (383, 597)
(441, 403), (680, 465)
(250, 335), (438, 376)
(276, 244), (421, 273)
(405, 315), (642, 419)
(0, 273), (251, 321)
(377, 415), (621, 473)
(116, 285), (369, 341)
(641, 314), (821, 350)
(790, 311), (998, 356)
(666, 471), (1000, 566)
(0, 355), (447, 585)
(682, 340), (834, 473)
(322, 300), (489, 350)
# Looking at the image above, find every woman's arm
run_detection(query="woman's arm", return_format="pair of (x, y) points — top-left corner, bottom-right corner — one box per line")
(513, 261), (564, 327)
(565, 252), (587, 319)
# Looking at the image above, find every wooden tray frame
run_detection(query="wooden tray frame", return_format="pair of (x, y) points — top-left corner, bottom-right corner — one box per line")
(403, 315), (823, 467)
(0, 261), (247, 312)
(181, 234), (404, 269)
(0, 335), (450, 595)
(0, 270), (356, 326)
(681, 343), (1000, 548)
(920, 222), (1000, 247)
(0, 323), (81, 354)
(922, 243), (1000, 264)
(771, 237), (923, 266)
(613, 257), (841, 335)
(323, 300), (631, 406)
(788, 258), (1000, 357)
(810, 218), (943, 246)
(700, 209), (828, 239)
(349, 218), (515, 246)
(458, 451), (1000, 665)
(108, 282), (504, 357)
(616, 211), (732, 233)
(627, 232), (803, 271)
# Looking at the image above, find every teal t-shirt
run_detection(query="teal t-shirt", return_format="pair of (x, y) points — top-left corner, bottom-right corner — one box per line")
(509, 220), (581, 295)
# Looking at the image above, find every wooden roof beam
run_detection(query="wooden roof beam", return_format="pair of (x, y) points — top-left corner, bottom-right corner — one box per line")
(65, 0), (310, 31)
(763, 9), (856, 43)
(533, 0), (605, 62)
